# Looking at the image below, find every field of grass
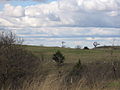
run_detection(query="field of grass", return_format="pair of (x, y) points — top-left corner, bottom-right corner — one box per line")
(25, 45), (120, 63)
(1, 44), (120, 90)
(23, 45), (120, 90)
(24, 45), (120, 73)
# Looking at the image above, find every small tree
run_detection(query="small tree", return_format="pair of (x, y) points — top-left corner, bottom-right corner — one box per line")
(65, 59), (84, 84)
(75, 45), (81, 49)
(83, 46), (89, 50)
(93, 42), (100, 48)
(61, 41), (65, 48)
(71, 59), (83, 76)
(52, 50), (65, 65)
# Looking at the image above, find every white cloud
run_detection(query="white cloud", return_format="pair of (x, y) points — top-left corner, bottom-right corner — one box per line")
(5, 26), (120, 38)
(77, 0), (119, 11)
(0, 0), (47, 2)
(107, 11), (118, 16)
(0, 17), (14, 26)
(0, 26), (120, 47)
(3, 4), (25, 17)
(0, 0), (120, 47)
(0, 0), (120, 27)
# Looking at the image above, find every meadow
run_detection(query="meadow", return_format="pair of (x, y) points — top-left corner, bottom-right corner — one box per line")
(22, 45), (120, 90)
(26, 45), (120, 64)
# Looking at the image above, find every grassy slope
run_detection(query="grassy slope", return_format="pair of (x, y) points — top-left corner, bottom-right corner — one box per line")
(24, 45), (120, 89)
(24, 45), (120, 72)
(25, 45), (120, 63)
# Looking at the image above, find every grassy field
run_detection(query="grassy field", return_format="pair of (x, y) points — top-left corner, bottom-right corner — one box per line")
(25, 45), (120, 63)
(24, 45), (120, 73)
(0, 44), (120, 90)
(23, 45), (120, 90)
(25, 46), (120, 72)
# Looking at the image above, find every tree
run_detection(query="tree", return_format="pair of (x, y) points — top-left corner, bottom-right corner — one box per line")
(83, 46), (89, 50)
(71, 59), (83, 76)
(75, 45), (81, 49)
(93, 42), (100, 48)
(61, 41), (65, 48)
(52, 50), (65, 65)
(0, 31), (42, 89)
(65, 59), (84, 84)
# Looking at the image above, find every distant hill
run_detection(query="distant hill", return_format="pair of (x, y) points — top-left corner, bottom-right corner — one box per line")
(93, 46), (120, 50)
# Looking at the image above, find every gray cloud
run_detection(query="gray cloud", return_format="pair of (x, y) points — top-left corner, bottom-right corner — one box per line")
(9, 27), (120, 47)
(0, 0), (120, 47)
(0, 26), (120, 47)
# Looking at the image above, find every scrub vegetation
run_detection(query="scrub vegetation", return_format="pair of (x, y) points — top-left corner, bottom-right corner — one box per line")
(0, 31), (120, 90)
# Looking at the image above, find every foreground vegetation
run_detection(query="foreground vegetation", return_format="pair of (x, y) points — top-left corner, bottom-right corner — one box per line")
(0, 32), (120, 90)
(24, 45), (120, 90)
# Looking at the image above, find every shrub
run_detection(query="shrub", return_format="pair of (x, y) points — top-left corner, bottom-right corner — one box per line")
(83, 46), (89, 50)
(0, 32), (42, 90)
(75, 45), (81, 49)
(64, 59), (85, 85)
(70, 59), (83, 75)
(52, 50), (65, 65)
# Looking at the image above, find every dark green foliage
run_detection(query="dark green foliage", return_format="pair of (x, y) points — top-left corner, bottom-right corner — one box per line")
(52, 50), (65, 65)
(83, 46), (89, 50)
(74, 59), (82, 68)
(70, 59), (83, 76)
(64, 59), (84, 85)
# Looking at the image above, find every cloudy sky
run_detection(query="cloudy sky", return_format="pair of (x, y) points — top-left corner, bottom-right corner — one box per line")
(0, 0), (120, 48)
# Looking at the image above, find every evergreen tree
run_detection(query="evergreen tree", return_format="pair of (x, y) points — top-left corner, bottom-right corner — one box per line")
(52, 50), (65, 65)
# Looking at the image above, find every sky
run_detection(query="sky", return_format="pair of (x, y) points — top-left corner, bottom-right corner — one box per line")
(0, 0), (120, 48)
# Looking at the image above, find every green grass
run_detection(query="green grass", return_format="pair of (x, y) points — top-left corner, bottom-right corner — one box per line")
(24, 45), (120, 74)
(25, 45), (120, 63)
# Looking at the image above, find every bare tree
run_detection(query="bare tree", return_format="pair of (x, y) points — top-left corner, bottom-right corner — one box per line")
(61, 41), (65, 48)
(75, 45), (81, 49)
(0, 31), (42, 90)
(93, 42), (100, 48)
(0, 32), (23, 47)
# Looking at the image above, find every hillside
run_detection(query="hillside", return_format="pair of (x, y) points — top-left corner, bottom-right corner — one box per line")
(24, 45), (120, 90)
(25, 45), (120, 64)
(94, 46), (120, 50)
(1, 44), (120, 90)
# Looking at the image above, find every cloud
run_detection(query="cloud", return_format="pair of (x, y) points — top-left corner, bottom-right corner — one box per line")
(0, 26), (120, 47)
(3, 4), (25, 17)
(0, 0), (120, 28)
(0, 0), (47, 2)
(3, 26), (120, 39)
(0, 0), (120, 47)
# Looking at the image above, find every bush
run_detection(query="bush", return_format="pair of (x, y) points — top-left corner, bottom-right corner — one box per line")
(0, 32), (42, 90)
(75, 45), (81, 49)
(64, 59), (85, 85)
(52, 50), (65, 65)
(83, 61), (120, 86)
(71, 59), (83, 76)
(83, 46), (89, 50)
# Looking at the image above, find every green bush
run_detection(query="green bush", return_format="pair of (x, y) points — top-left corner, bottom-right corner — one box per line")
(65, 59), (84, 84)
(71, 59), (83, 76)
(52, 50), (65, 65)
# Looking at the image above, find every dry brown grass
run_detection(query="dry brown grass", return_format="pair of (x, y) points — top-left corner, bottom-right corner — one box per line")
(7, 74), (119, 90)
